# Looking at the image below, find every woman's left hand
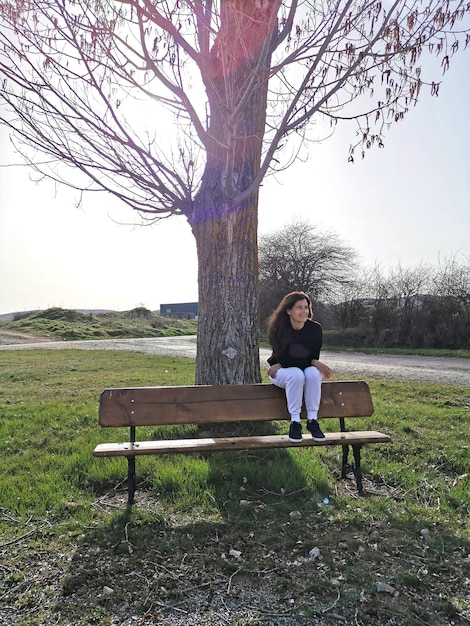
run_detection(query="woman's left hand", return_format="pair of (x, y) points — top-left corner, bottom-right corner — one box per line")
(313, 359), (333, 379)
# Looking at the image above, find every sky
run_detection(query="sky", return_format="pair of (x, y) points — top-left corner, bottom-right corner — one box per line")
(1, 52), (469, 315)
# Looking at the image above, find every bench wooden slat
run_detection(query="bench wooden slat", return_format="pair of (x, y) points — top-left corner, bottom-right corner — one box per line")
(93, 430), (391, 457)
(99, 381), (374, 427)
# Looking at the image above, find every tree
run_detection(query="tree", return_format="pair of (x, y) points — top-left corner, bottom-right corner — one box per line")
(1, 1), (469, 384)
(259, 219), (357, 326)
(390, 262), (431, 345)
(430, 255), (470, 347)
(332, 257), (469, 348)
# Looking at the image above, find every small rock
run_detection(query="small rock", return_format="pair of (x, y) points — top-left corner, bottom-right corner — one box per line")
(229, 548), (242, 559)
(289, 510), (302, 519)
(309, 547), (320, 560)
(376, 582), (396, 594)
(102, 586), (114, 595)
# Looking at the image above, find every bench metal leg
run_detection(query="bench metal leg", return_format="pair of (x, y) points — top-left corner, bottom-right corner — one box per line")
(341, 444), (349, 479)
(126, 425), (136, 505)
(126, 456), (136, 505)
(340, 418), (350, 480)
(352, 444), (364, 494)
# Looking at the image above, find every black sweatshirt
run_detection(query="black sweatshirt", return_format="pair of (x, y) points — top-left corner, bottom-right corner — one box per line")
(267, 319), (323, 370)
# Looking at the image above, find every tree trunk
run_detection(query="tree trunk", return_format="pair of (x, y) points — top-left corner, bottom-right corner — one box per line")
(187, 1), (278, 385)
(191, 194), (261, 385)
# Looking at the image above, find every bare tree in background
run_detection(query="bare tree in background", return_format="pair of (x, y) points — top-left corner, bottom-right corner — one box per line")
(431, 255), (470, 347)
(259, 219), (357, 325)
(1, 1), (469, 384)
(332, 257), (469, 348)
(388, 262), (432, 345)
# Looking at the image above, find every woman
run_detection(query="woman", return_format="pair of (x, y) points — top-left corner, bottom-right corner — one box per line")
(267, 291), (333, 443)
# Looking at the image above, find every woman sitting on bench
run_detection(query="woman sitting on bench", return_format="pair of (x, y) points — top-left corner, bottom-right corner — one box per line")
(267, 291), (333, 443)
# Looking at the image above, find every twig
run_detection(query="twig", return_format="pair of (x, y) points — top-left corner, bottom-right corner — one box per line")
(259, 486), (309, 497)
(354, 607), (361, 625)
(92, 499), (122, 511)
(226, 568), (240, 593)
(114, 521), (135, 553)
(322, 589), (341, 613)
(92, 481), (129, 509)
(214, 599), (232, 624)
(151, 562), (184, 581)
(183, 578), (226, 593)
(0, 528), (36, 548)
(0, 509), (22, 523)
(149, 600), (189, 614)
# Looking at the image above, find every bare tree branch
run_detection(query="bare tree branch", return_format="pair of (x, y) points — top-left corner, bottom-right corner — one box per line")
(1, 0), (469, 383)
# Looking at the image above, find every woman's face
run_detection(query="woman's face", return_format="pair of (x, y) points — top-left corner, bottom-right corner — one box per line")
(287, 298), (310, 328)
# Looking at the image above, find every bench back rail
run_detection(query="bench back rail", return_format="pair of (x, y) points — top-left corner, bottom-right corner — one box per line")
(99, 381), (374, 428)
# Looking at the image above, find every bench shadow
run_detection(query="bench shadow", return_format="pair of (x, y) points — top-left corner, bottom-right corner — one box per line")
(87, 420), (342, 564)
(60, 431), (331, 612)
(201, 418), (330, 519)
(91, 416), (352, 522)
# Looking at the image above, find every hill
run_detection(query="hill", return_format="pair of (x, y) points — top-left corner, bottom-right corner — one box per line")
(0, 307), (197, 342)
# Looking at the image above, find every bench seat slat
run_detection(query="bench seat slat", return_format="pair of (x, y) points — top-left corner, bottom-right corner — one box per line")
(93, 430), (391, 457)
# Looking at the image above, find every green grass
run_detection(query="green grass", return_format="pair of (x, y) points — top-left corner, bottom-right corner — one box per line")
(0, 350), (197, 517)
(0, 350), (469, 625)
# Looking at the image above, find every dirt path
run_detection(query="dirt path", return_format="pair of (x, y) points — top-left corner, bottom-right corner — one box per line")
(1, 335), (468, 386)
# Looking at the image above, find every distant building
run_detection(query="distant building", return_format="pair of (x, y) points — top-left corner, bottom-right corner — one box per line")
(160, 302), (198, 320)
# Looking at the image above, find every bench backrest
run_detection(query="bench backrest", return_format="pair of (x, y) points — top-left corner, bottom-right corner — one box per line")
(99, 381), (373, 428)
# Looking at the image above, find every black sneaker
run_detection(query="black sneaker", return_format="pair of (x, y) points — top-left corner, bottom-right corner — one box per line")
(307, 419), (325, 441)
(288, 421), (303, 443)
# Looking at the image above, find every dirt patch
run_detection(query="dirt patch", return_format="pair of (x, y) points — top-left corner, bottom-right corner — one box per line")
(0, 330), (52, 344)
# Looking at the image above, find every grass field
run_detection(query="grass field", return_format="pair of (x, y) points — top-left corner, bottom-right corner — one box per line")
(0, 307), (198, 341)
(0, 349), (468, 625)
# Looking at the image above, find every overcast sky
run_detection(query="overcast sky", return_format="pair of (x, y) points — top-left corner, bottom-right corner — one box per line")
(1, 52), (469, 315)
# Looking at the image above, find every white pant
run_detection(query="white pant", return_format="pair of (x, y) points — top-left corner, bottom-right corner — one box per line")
(269, 366), (322, 422)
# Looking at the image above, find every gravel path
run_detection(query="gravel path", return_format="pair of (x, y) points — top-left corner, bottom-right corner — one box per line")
(1, 335), (468, 386)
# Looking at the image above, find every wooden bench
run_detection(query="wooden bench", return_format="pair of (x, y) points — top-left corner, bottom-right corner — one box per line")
(93, 380), (391, 504)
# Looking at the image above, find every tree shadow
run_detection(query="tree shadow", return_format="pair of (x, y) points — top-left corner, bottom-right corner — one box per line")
(56, 474), (470, 626)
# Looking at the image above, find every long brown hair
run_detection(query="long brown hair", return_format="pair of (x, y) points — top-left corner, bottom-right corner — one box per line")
(267, 291), (313, 357)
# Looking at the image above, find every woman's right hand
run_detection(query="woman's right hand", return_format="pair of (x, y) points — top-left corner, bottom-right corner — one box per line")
(268, 363), (282, 378)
